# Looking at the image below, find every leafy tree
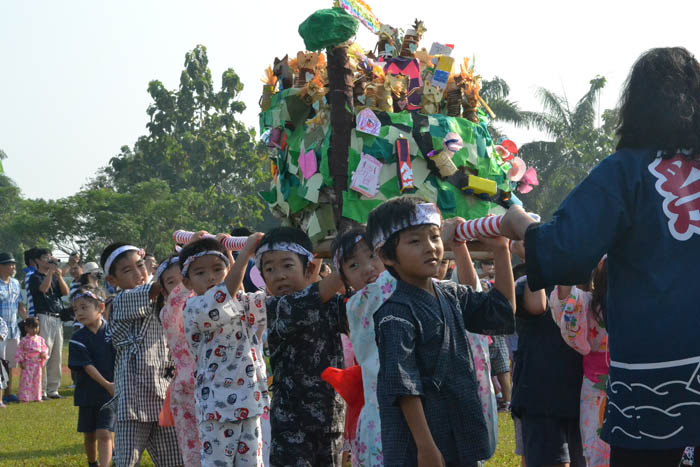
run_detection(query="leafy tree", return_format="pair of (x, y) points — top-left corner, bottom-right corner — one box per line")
(69, 179), (223, 259)
(480, 76), (547, 140)
(517, 77), (617, 219)
(104, 45), (270, 228)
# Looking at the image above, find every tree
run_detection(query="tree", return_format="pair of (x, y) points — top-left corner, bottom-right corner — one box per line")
(517, 77), (617, 219)
(480, 76), (547, 140)
(104, 45), (270, 228)
(68, 179), (223, 259)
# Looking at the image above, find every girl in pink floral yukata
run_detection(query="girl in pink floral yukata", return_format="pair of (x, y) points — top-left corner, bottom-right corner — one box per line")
(156, 255), (200, 467)
(16, 317), (48, 402)
(551, 257), (610, 467)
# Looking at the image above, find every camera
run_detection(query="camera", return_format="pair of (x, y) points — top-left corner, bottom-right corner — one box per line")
(48, 259), (58, 265)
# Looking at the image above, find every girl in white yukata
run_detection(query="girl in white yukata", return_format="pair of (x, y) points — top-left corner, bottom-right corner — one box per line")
(551, 257), (610, 467)
(180, 232), (268, 467)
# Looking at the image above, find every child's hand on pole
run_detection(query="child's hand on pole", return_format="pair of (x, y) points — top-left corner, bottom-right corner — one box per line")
(441, 217), (465, 250)
(240, 233), (264, 260)
(191, 230), (209, 243)
(476, 233), (510, 252)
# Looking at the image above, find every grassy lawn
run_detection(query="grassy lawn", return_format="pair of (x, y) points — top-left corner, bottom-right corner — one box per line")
(0, 339), (519, 466)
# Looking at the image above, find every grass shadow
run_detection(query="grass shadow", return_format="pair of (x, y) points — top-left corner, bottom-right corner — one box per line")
(1, 444), (83, 461)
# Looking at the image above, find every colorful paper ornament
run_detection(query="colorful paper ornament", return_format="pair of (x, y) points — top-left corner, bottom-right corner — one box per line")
(356, 108), (381, 136)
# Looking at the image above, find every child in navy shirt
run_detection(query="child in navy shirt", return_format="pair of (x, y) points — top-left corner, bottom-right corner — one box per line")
(68, 285), (116, 467)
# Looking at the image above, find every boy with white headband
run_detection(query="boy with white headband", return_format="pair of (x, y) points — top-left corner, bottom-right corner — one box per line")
(180, 233), (268, 467)
(367, 197), (516, 467)
(100, 242), (181, 467)
(255, 226), (347, 467)
(68, 285), (115, 467)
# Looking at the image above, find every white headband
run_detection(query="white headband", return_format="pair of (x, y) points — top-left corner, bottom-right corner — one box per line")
(155, 257), (180, 282)
(70, 291), (104, 303)
(333, 235), (364, 271)
(181, 251), (230, 277)
(372, 203), (442, 249)
(254, 242), (315, 271)
(104, 245), (143, 275)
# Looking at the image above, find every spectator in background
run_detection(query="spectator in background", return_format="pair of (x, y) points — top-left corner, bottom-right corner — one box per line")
(27, 248), (69, 399)
(23, 248), (39, 318)
(144, 254), (157, 283)
(79, 262), (103, 290)
(0, 252), (27, 404)
(61, 251), (81, 276)
(68, 264), (84, 298)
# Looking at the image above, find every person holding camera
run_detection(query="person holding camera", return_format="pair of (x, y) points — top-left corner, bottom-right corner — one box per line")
(27, 248), (68, 399)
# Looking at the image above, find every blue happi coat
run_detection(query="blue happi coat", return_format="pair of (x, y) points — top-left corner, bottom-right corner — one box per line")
(526, 148), (700, 449)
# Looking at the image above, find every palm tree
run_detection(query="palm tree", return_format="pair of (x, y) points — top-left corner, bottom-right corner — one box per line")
(480, 76), (547, 140)
(516, 76), (617, 219)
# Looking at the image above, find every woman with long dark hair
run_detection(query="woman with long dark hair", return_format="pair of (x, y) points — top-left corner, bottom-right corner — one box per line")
(501, 47), (700, 466)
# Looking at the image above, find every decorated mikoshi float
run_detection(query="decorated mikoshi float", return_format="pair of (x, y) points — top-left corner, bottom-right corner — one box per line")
(254, 1), (539, 255)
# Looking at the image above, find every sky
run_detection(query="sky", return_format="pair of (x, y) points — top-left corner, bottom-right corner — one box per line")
(2, 0), (699, 200)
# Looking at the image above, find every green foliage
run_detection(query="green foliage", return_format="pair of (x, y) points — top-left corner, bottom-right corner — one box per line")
(2, 45), (271, 263)
(517, 77), (618, 219)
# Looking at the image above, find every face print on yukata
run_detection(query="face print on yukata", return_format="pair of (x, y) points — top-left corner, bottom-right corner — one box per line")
(201, 387), (211, 400)
(203, 441), (213, 455)
(208, 308), (220, 321)
(227, 393), (238, 405)
(214, 345), (227, 361)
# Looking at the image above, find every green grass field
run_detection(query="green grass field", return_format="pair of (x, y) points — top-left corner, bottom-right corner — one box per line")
(0, 341), (519, 466)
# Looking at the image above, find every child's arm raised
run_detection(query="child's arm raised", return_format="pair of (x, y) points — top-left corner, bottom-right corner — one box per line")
(441, 217), (478, 288)
(399, 396), (445, 467)
(478, 235), (515, 311)
(521, 278), (547, 316)
(223, 233), (264, 296)
(314, 258), (345, 304)
(84, 364), (115, 396)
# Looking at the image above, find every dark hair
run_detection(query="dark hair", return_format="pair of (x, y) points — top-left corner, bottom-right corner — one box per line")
(100, 242), (130, 276)
(616, 47), (700, 154)
(591, 257), (608, 324)
(255, 227), (313, 275)
(23, 316), (39, 329)
(330, 227), (369, 284)
(230, 226), (253, 237)
(512, 263), (527, 282)
(178, 238), (227, 278)
(34, 248), (51, 259)
(156, 255), (180, 313)
(70, 285), (105, 303)
(145, 253), (155, 259)
(367, 196), (436, 279)
(24, 248), (39, 267)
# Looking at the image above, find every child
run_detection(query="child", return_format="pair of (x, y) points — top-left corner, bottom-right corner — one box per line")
(331, 228), (390, 466)
(256, 226), (347, 466)
(551, 257), (610, 467)
(156, 255), (200, 467)
(367, 197), (515, 466)
(0, 316), (8, 407)
(15, 317), (47, 402)
(68, 286), (116, 467)
(181, 234), (268, 466)
(101, 242), (181, 467)
(509, 242), (584, 467)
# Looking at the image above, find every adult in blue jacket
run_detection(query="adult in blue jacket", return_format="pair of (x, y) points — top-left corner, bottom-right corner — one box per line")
(501, 47), (700, 467)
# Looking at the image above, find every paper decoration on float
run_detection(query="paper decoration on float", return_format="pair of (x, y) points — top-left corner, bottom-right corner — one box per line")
(356, 108), (381, 136)
(299, 148), (318, 180)
(257, 6), (541, 242)
(351, 153), (382, 197)
(336, 0), (381, 33)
